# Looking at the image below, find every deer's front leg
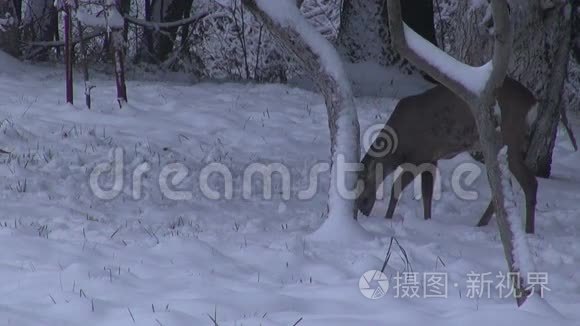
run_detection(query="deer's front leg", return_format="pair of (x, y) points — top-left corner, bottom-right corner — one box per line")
(421, 161), (437, 220)
(386, 170), (415, 219)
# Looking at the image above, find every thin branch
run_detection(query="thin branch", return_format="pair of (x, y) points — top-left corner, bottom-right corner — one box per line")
(124, 11), (208, 30)
(23, 30), (104, 48)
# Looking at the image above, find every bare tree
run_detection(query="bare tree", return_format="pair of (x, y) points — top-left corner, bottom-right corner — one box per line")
(387, 0), (534, 306)
(23, 0), (59, 60)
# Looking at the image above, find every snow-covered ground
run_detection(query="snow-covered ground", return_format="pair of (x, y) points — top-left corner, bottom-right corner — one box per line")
(0, 54), (579, 325)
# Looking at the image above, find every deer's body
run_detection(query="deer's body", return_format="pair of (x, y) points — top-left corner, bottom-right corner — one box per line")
(356, 77), (539, 233)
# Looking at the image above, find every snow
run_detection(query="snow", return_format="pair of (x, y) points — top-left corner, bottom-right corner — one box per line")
(75, 2), (124, 30)
(0, 57), (580, 325)
(403, 24), (493, 95)
(0, 51), (26, 75)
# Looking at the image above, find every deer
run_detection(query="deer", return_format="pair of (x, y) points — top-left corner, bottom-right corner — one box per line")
(355, 76), (539, 234)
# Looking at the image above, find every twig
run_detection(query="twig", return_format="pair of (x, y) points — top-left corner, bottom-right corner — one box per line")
(124, 11), (208, 30)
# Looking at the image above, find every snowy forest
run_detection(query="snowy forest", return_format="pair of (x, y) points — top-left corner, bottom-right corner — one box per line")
(0, 0), (579, 325)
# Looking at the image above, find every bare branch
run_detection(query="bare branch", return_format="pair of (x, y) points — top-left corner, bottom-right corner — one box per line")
(23, 30), (104, 48)
(386, 0), (482, 103)
(124, 11), (209, 30)
(387, 0), (512, 106)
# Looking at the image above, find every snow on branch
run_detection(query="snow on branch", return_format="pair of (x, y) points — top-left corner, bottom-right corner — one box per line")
(386, 0), (512, 104)
(403, 25), (493, 95)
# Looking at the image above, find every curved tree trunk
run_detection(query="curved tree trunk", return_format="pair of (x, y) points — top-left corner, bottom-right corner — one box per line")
(242, 0), (367, 240)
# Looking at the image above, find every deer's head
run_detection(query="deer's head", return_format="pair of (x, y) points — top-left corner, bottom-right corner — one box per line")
(356, 150), (401, 216)
(356, 153), (379, 216)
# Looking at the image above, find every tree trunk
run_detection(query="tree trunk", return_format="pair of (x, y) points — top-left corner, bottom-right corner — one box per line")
(0, 0), (21, 57)
(111, 1), (127, 106)
(64, 3), (73, 104)
(337, 0), (439, 84)
(572, 1), (580, 63)
(337, 0), (392, 65)
(113, 29), (127, 106)
(141, 0), (194, 63)
(438, 0), (573, 177)
(77, 19), (92, 109)
(141, 0), (154, 61)
(242, 0), (367, 239)
(525, 3), (572, 177)
(23, 0), (58, 60)
(179, 0), (194, 54)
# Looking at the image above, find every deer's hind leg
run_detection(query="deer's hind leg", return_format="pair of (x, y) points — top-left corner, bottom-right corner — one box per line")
(476, 155), (538, 234)
(385, 169), (415, 219)
(477, 201), (495, 227)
